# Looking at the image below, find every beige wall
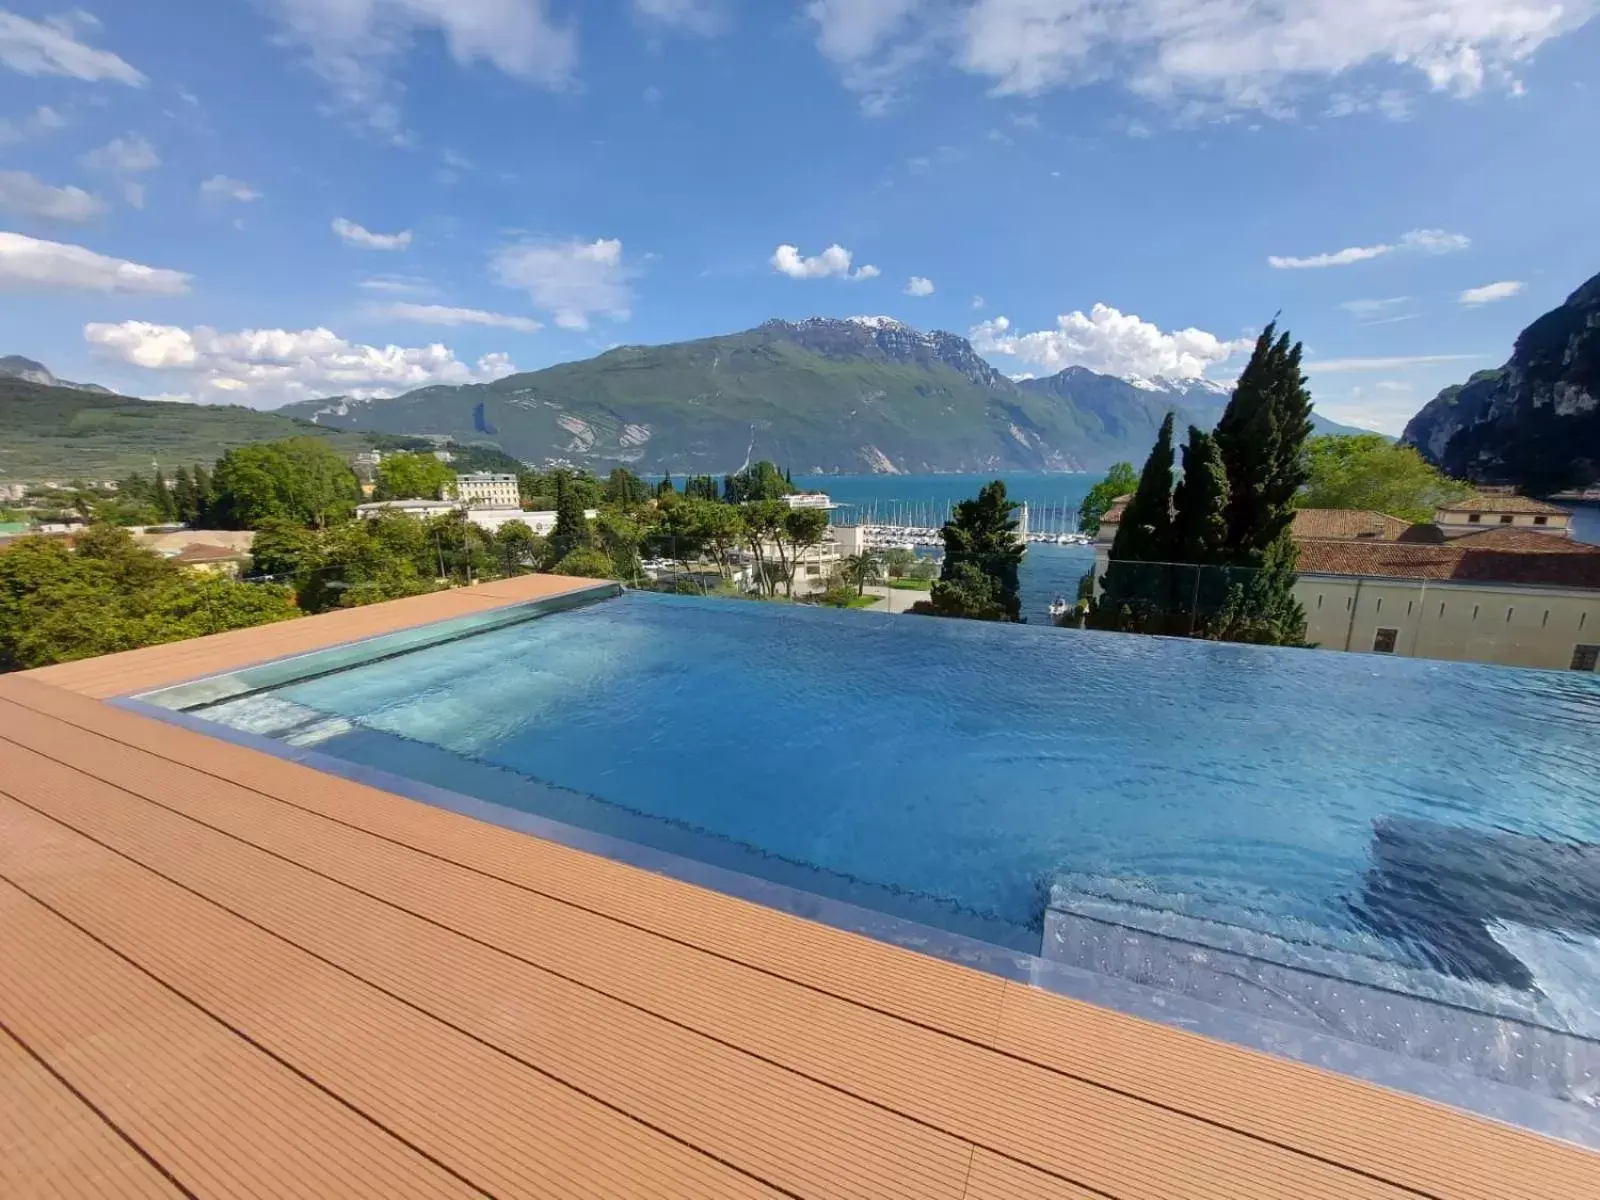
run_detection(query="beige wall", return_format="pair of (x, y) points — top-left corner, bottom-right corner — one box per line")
(1298, 574), (1600, 672)
(1436, 510), (1570, 537)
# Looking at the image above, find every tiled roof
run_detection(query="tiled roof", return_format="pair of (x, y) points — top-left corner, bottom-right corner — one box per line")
(1290, 509), (1411, 541)
(1437, 493), (1571, 516)
(1297, 537), (1600, 588)
(1448, 527), (1595, 553)
(1101, 495), (1133, 524)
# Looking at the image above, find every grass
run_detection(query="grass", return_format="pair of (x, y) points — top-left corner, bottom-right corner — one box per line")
(885, 578), (934, 591)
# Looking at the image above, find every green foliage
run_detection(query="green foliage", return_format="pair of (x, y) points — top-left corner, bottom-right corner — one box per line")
(553, 547), (616, 579)
(1214, 322), (1314, 566)
(723, 461), (794, 503)
(211, 437), (362, 530)
(1171, 427), (1230, 565)
(1078, 462), (1138, 538)
(604, 467), (651, 506)
(594, 508), (647, 581)
(549, 473), (592, 564)
(374, 452), (456, 501)
(880, 547), (918, 579)
(1300, 434), (1470, 523)
(0, 526), (297, 671)
(493, 520), (546, 577)
(931, 480), (1024, 621)
(1107, 413), (1175, 565)
(841, 551), (883, 596)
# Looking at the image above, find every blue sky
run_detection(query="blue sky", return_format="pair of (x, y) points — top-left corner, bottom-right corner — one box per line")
(1, 2), (1598, 433)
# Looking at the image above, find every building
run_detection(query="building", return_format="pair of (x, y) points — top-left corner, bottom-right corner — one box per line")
(169, 542), (251, 577)
(1297, 529), (1600, 671)
(1290, 509), (1412, 541)
(455, 473), (520, 509)
(1433, 492), (1572, 538)
(355, 500), (598, 537)
(356, 498), (461, 522)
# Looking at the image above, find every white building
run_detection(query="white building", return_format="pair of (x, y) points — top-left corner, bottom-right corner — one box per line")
(356, 499), (459, 522)
(1433, 492), (1573, 538)
(455, 473), (519, 508)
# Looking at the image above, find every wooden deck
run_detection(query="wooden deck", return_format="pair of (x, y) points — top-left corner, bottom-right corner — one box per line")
(4, 576), (1597, 1198)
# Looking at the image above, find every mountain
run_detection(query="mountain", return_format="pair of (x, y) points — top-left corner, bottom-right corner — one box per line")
(0, 377), (370, 483)
(1404, 270), (1600, 493)
(0, 355), (111, 394)
(279, 317), (1367, 474)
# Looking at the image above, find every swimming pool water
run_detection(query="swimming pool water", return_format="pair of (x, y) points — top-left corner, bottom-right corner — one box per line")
(191, 590), (1600, 1048)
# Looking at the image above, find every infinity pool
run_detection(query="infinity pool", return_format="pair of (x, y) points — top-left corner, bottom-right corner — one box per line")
(157, 589), (1600, 1107)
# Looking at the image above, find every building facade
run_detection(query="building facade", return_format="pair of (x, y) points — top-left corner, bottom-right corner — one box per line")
(455, 473), (520, 509)
(1433, 492), (1572, 538)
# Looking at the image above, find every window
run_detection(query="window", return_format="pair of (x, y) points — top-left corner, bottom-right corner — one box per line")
(1375, 598), (1383, 613)
(1472, 604), (1480, 621)
(1373, 628), (1399, 654)
(1535, 516), (1549, 526)
(1573, 645), (1600, 672)
(1468, 513), (1482, 524)
(1316, 594), (1323, 609)
(1500, 514), (1515, 525)
(1543, 610), (1551, 629)
(1506, 608), (1514, 623)
(1406, 600), (1414, 616)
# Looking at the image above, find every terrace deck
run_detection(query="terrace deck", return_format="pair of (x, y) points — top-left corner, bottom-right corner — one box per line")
(4, 574), (1596, 1198)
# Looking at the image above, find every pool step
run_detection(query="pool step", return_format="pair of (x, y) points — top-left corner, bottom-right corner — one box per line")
(1042, 881), (1600, 1107)
(202, 694), (353, 748)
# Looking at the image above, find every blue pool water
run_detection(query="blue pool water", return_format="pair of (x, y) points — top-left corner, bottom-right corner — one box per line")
(190, 591), (1600, 1056)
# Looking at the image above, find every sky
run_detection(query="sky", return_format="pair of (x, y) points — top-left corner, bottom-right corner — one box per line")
(1, 2), (1598, 434)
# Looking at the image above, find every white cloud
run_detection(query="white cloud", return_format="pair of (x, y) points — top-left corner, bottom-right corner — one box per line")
(81, 134), (159, 174)
(84, 320), (517, 408)
(803, 0), (937, 113)
(492, 237), (635, 330)
(1269, 227), (1470, 269)
(807, 1), (1597, 117)
(200, 175), (261, 203)
(375, 302), (542, 333)
(971, 294), (985, 309)
(1303, 353), (1481, 372)
(261, 0), (575, 137)
(904, 275), (935, 296)
(332, 217), (412, 250)
(1458, 280), (1525, 305)
(0, 171), (105, 222)
(0, 231), (191, 294)
(358, 273), (433, 295)
(633, 0), (725, 35)
(121, 181), (145, 210)
(0, 103), (68, 146)
(1339, 297), (1411, 319)
(970, 305), (1251, 380)
(771, 243), (880, 281)
(0, 10), (145, 84)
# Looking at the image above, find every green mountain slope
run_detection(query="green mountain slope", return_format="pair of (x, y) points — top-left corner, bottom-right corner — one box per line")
(277, 317), (1371, 474)
(0, 378), (371, 483)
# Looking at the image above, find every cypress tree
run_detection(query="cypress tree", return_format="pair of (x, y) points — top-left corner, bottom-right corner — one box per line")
(152, 467), (176, 522)
(1171, 426), (1229, 565)
(550, 473), (591, 565)
(191, 463), (213, 525)
(1107, 412), (1175, 564)
(1214, 321), (1314, 565)
(172, 465), (198, 525)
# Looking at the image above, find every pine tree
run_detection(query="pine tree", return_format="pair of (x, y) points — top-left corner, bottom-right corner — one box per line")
(191, 463), (213, 525)
(656, 470), (674, 499)
(172, 465), (199, 526)
(1171, 426), (1229, 565)
(924, 480), (1024, 622)
(152, 467), (177, 522)
(1107, 412), (1175, 564)
(1214, 321), (1314, 566)
(549, 473), (591, 565)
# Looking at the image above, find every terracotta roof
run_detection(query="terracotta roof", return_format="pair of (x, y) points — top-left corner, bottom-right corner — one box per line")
(1290, 509), (1411, 541)
(1101, 494), (1133, 524)
(1437, 493), (1571, 516)
(1297, 537), (1600, 588)
(1448, 526), (1594, 553)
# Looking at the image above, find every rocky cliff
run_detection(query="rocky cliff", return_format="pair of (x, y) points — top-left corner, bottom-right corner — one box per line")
(1403, 270), (1600, 492)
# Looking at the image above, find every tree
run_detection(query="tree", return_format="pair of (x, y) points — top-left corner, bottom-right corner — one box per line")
(880, 547), (918, 579)
(1301, 433), (1470, 523)
(191, 463), (214, 524)
(656, 470), (675, 499)
(842, 551), (883, 597)
(249, 518), (322, 580)
(1107, 413), (1176, 565)
(1171, 426), (1230, 565)
(724, 461), (794, 503)
(553, 547), (616, 579)
(1214, 321), (1314, 566)
(595, 509), (646, 582)
(171, 466), (200, 526)
(911, 561), (1007, 621)
(928, 480), (1024, 621)
(548, 473), (591, 565)
(1079, 462), (1139, 538)
(374, 452), (456, 501)
(151, 467), (176, 523)
(605, 467), (651, 507)
(210, 438), (362, 530)
(494, 520), (545, 576)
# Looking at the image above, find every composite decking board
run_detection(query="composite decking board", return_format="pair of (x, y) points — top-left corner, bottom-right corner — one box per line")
(20, 574), (597, 698)
(0, 778), (965, 1200)
(0, 1025), (186, 1200)
(0, 880), (482, 1200)
(0, 703), (1524, 1200)
(0, 734), (1425, 1200)
(4, 677), (1598, 1200)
